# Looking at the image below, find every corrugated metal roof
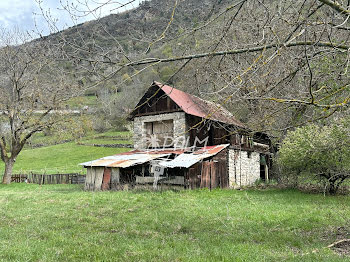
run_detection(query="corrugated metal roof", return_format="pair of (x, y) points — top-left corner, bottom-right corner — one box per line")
(158, 144), (229, 168)
(80, 153), (171, 168)
(154, 82), (246, 128)
(80, 145), (228, 169)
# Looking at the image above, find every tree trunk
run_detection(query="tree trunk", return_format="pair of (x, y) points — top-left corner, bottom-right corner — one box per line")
(328, 180), (336, 195)
(2, 159), (14, 184)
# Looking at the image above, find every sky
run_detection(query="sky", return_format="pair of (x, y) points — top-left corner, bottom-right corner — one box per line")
(0, 0), (141, 37)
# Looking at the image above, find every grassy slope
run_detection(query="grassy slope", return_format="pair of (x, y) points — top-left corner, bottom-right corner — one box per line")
(0, 184), (349, 261)
(0, 143), (130, 174)
(0, 130), (132, 175)
(80, 138), (133, 145)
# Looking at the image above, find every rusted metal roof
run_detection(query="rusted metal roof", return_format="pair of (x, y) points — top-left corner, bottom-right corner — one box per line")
(158, 144), (229, 168)
(80, 153), (171, 168)
(153, 82), (246, 128)
(80, 145), (228, 169)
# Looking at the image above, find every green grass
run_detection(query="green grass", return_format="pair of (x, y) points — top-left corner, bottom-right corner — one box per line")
(0, 185), (349, 261)
(65, 95), (98, 108)
(91, 130), (132, 138)
(76, 130), (133, 145)
(27, 130), (132, 148)
(80, 138), (133, 145)
(26, 131), (76, 148)
(0, 143), (130, 174)
(0, 129), (133, 175)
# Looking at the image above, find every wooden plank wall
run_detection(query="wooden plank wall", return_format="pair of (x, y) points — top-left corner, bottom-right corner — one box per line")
(85, 167), (123, 191)
(85, 168), (95, 190)
(134, 87), (180, 117)
(212, 148), (229, 188)
(187, 163), (201, 189)
(186, 115), (231, 146)
(190, 159), (228, 190)
(84, 167), (104, 191)
(145, 119), (174, 146)
(110, 168), (120, 190)
(94, 168), (104, 190)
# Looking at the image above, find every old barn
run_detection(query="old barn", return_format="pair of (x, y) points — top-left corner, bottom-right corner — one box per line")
(81, 82), (271, 190)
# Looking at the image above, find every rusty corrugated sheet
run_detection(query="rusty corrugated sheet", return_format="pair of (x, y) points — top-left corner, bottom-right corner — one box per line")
(80, 145), (228, 169)
(153, 82), (246, 128)
(80, 153), (170, 168)
(158, 144), (229, 168)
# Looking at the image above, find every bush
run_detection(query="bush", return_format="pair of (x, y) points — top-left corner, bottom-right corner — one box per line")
(278, 121), (350, 194)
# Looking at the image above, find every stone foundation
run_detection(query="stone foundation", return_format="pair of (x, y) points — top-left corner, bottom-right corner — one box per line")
(228, 149), (260, 187)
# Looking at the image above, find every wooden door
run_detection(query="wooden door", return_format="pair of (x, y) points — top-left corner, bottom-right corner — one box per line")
(102, 168), (111, 190)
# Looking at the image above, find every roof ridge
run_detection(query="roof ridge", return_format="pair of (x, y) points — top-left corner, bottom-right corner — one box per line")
(154, 81), (231, 114)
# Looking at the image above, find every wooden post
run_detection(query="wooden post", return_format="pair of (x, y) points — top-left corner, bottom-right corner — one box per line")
(265, 165), (269, 182)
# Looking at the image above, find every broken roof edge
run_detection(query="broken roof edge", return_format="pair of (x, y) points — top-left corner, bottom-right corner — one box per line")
(158, 144), (229, 168)
(80, 153), (172, 168)
(79, 144), (230, 169)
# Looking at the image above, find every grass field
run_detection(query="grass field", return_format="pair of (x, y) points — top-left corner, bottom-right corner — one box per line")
(80, 138), (133, 145)
(27, 130), (132, 148)
(0, 143), (130, 175)
(0, 184), (349, 261)
(0, 130), (132, 175)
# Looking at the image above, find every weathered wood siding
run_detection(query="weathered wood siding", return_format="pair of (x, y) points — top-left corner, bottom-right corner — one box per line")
(186, 115), (231, 146)
(84, 167), (104, 191)
(133, 87), (181, 117)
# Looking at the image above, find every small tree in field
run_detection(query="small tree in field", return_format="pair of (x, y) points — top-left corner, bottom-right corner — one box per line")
(0, 29), (80, 184)
(278, 121), (350, 194)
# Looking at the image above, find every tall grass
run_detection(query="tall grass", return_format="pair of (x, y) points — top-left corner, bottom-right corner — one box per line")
(0, 184), (349, 261)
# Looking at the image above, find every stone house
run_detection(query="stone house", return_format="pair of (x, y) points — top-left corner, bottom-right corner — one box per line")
(81, 82), (271, 190)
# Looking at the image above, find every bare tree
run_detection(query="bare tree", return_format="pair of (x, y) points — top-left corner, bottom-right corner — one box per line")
(37, 0), (350, 137)
(0, 28), (80, 184)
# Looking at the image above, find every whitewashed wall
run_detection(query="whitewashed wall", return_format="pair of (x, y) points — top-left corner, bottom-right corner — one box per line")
(228, 149), (260, 187)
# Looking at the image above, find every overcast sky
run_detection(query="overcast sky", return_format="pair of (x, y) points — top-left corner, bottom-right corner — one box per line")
(0, 0), (141, 37)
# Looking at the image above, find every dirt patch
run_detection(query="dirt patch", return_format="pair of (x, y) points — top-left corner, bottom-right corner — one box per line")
(327, 227), (350, 256)
(335, 226), (350, 239)
(329, 239), (350, 256)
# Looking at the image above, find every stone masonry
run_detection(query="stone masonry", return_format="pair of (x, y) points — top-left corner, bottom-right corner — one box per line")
(228, 149), (260, 187)
(133, 112), (187, 149)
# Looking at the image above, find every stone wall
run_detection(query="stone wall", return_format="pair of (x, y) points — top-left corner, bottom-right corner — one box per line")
(133, 112), (188, 149)
(228, 149), (260, 187)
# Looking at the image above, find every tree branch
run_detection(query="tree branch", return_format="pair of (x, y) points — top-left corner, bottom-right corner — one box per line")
(97, 41), (349, 67)
(318, 0), (350, 15)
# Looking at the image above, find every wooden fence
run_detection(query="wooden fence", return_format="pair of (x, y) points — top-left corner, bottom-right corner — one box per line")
(11, 173), (85, 185)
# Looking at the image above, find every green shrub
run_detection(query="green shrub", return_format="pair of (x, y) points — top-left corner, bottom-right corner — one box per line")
(278, 121), (350, 194)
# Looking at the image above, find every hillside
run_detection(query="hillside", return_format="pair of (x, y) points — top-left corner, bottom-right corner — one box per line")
(32, 0), (243, 132)
(4, 0), (349, 136)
